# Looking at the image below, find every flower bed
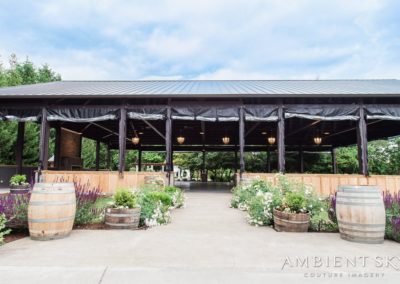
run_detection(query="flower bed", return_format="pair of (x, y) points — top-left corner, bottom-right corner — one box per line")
(135, 185), (185, 227)
(231, 175), (338, 231)
(383, 192), (400, 242)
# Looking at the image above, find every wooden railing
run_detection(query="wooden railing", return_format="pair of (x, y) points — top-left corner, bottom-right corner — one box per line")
(42, 170), (168, 195)
(238, 173), (400, 196)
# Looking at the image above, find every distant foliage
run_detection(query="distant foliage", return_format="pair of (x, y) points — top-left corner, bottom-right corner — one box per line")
(0, 54), (61, 166)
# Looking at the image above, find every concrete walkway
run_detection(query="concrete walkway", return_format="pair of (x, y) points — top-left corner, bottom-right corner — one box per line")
(1, 184), (399, 283)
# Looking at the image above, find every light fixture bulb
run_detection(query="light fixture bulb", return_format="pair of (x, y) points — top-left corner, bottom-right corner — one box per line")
(132, 137), (140, 145)
(177, 136), (185, 144)
(267, 136), (276, 145)
(222, 136), (230, 145)
(314, 136), (322, 145)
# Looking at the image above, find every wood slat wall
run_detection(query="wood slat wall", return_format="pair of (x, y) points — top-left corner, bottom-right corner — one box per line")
(42, 170), (168, 195)
(239, 173), (400, 196)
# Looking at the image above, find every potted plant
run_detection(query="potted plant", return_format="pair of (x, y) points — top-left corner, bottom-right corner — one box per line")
(9, 174), (30, 194)
(273, 191), (311, 232)
(105, 188), (141, 229)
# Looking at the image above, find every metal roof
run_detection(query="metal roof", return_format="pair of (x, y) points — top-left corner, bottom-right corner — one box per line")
(0, 79), (400, 98)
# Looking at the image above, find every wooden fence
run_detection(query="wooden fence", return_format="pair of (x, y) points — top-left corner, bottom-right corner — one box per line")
(238, 173), (400, 196)
(42, 170), (168, 195)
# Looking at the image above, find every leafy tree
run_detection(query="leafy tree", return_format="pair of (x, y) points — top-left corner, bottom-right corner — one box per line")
(0, 54), (61, 166)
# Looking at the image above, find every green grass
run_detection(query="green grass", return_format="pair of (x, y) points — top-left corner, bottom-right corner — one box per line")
(94, 197), (113, 209)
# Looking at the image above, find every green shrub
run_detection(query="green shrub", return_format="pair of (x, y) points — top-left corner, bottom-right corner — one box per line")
(146, 191), (173, 207)
(9, 174), (28, 186)
(231, 179), (274, 210)
(282, 191), (307, 213)
(113, 188), (138, 209)
(138, 191), (171, 227)
(0, 214), (11, 245)
(75, 203), (97, 225)
(247, 195), (273, 226)
(163, 186), (184, 208)
(309, 198), (339, 232)
(232, 175), (334, 230)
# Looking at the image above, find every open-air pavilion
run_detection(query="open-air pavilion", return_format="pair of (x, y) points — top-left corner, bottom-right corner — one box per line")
(1, 79), (400, 194)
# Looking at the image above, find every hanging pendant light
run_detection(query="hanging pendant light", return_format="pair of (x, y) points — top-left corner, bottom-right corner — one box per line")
(132, 136), (140, 145)
(222, 136), (230, 145)
(267, 136), (276, 145)
(313, 135), (322, 145)
(176, 129), (185, 144)
(177, 135), (185, 144)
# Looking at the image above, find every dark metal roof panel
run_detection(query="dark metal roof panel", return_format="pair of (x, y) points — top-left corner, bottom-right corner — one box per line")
(0, 80), (400, 98)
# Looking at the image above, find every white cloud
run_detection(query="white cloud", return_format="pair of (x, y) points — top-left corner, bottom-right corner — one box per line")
(0, 0), (399, 80)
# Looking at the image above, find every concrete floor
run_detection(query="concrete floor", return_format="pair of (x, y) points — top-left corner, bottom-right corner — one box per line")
(1, 183), (399, 283)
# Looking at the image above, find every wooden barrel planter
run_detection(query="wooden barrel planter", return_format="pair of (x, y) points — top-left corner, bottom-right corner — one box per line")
(273, 208), (310, 232)
(336, 185), (385, 244)
(10, 184), (30, 194)
(105, 208), (140, 229)
(28, 183), (76, 241)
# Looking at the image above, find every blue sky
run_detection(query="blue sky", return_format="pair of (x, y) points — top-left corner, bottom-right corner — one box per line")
(0, 0), (399, 80)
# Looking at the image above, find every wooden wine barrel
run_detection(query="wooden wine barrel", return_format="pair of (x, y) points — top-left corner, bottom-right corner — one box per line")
(273, 209), (310, 232)
(336, 185), (385, 244)
(105, 208), (140, 229)
(28, 183), (76, 241)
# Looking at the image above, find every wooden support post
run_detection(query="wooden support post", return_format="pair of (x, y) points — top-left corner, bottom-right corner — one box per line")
(106, 145), (111, 170)
(234, 150), (238, 173)
(239, 106), (245, 180)
(138, 148), (142, 172)
(39, 107), (49, 171)
(15, 121), (25, 174)
(118, 107), (127, 175)
(331, 147), (338, 174)
(357, 103), (368, 176)
(95, 140), (100, 171)
(277, 102), (285, 173)
(299, 146), (304, 173)
(202, 150), (206, 171)
(54, 126), (61, 169)
(165, 107), (172, 185)
(266, 146), (271, 173)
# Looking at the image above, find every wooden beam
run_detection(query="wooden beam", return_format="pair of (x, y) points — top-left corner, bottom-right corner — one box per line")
(15, 121), (25, 174)
(239, 106), (245, 179)
(141, 119), (165, 140)
(95, 140), (100, 171)
(201, 121), (206, 146)
(299, 146), (304, 173)
(106, 145), (111, 170)
(357, 103), (368, 176)
(325, 119), (382, 139)
(277, 102), (285, 173)
(165, 107), (172, 184)
(286, 120), (321, 138)
(118, 108), (127, 174)
(39, 107), (50, 171)
(54, 126), (61, 169)
(245, 121), (261, 138)
(331, 147), (338, 174)
(138, 147), (142, 172)
(202, 150), (206, 171)
(234, 150), (238, 173)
